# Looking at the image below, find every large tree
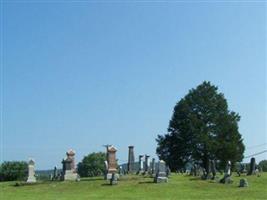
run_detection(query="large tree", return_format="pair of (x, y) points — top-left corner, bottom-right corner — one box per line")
(77, 152), (106, 177)
(156, 81), (245, 172)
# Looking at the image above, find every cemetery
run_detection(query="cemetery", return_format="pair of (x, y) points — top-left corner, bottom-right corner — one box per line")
(1, 2), (266, 200)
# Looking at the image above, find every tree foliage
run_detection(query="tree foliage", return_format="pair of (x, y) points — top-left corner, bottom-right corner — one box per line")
(258, 160), (267, 172)
(77, 152), (106, 177)
(0, 161), (28, 182)
(156, 81), (245, 172)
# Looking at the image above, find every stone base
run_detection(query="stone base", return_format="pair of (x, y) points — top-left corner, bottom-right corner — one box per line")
(106, 173), (119, 180)
(64, 170), (79, 181)
(26, 176), (36, 183)
(154, 176), (168, 183)
(220, 176), (233, 184)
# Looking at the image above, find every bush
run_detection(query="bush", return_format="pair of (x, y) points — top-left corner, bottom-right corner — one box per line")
(0, 161), (28, 182)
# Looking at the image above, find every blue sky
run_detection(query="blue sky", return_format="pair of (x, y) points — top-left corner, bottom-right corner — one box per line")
(1, 1), (266, 169)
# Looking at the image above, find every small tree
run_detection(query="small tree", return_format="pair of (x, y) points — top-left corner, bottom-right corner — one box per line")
(0, 161), (28, 181)
(77, 152), (106, 177)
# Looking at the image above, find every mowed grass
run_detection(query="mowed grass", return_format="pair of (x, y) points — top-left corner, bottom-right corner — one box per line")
(1, 173), (267, 200)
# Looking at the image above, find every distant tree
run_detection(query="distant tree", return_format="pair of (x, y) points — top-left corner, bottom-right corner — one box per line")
(156, 81), (245, 173)
(77, 152), (106, 177)
(258, 160), (267, 172)
(0, 161), (28, 181)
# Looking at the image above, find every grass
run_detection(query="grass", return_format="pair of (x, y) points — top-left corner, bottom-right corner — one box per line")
(1, 173), (267, 200)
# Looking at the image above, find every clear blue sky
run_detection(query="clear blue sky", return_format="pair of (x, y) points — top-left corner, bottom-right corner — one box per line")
(1, 1), (266, 170)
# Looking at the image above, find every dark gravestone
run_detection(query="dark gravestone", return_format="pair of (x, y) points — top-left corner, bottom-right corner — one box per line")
(151, 158), (156, 177)
(239, 178), (248, 187)
(247, 157), (256, 175)
(127, 146), (135, 173)
(210, 160), (216, 180)
(144, 155), (150, 174)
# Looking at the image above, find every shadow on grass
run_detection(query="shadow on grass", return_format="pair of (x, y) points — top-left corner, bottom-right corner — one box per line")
(138, 181), (154, 184)
(80, 177), (103, 182)
(189, 177), (202, 181)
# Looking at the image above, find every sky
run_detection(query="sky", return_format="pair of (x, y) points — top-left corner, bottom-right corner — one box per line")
(1, 1), (266, 170)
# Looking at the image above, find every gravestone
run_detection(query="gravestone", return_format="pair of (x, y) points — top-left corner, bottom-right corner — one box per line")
(61, 149), (79, 181)
(127, 146), (135, 173)
(239, 178), (249, 187)
(26, 158), (36, 183)
(220, 161), (232, 184)
(52, 166), (58, 180)
(210, 160), (217, 180)
(151, 158), (156, 177)
(247, 157), (256, 175)
(144, 155), (150, 174)
(106, 145), (119, 184)
(154, 160), (168, 183)
(137, 155), (144, 174)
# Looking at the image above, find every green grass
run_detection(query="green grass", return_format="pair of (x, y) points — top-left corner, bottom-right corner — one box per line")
(1, 173), (267, 200)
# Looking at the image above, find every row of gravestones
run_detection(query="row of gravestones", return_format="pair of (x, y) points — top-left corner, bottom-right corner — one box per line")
(26, 149), (80, 183)
(189, 157), (259, 187)
(103, 145), (169, 185)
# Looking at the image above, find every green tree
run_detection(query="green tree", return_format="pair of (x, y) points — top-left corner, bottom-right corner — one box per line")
(77, 152), (106, 177)
(258, 160), (267, 172)
(0, 161), (28, 181)
(156, 81), (245, 173)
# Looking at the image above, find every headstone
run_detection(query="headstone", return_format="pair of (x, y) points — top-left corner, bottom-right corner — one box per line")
(104, 160), (108, 179)
(154, 160), (168, 183)
(239, 178), (248, 187)
(52, 166), (58, 181)
(26, 158), (36, 183)
(144, 155), (150, 174)
(137, 155), (144, 174)
(106, 145), (119, 184)
(247, 157), (256, 175)
(220, 161), (232, 184)
(151, 158), (156, 177)
(166, 166), (171, 177)
(61, 149), (79, 181)
(110, 173), (118, 185)
(127, 146), (135, 173)
(210, 160), (216, 179)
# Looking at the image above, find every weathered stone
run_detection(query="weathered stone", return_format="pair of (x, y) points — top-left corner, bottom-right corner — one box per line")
(239, 178), (248, 187)
(154, 160), (168, 183)
(247, 157), (256, 175)
(105, 145), (119, 183)
(61, 149), (79, 181)
(127, 146), (135, 173)
(26, 158), (36, 183)
(220, 161), (232, 184)
(137, 155), (144, 174)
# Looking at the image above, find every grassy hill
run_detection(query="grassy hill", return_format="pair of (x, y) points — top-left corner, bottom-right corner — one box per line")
(1, 173), (267, 200)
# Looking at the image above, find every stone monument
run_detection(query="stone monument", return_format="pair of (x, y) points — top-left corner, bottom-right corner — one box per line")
(61, 149), (79, 181)
(247, 157), (256, 175)
(26, 158), (36, 183)
(220, 160), (232, 184)
(137, 155), (144, 174)
(127, 146), (135, 173)
(210, 160), (217, 180)
(151, 158), (156, 177)
(106, 145), (119, 184)
(154, 160), (168, 183)
(144, 155), (150, 174)
(239, 178), (249, 187)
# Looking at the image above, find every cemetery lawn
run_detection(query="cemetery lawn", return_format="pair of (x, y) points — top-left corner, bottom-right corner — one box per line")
(1, 173), (267, 200)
